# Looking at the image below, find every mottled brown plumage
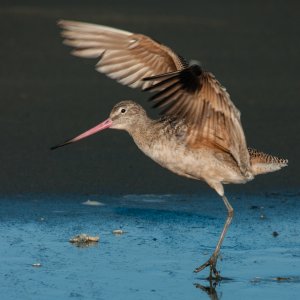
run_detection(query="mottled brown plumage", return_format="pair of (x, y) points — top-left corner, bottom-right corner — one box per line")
(144, 66), (251, 177)
(56, 20), (288, 279)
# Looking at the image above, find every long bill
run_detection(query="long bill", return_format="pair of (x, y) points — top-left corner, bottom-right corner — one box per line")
(51, 118), (112, 150)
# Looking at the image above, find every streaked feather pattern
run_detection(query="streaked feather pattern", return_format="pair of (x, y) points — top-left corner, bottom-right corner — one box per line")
(248, 148), (288, 175)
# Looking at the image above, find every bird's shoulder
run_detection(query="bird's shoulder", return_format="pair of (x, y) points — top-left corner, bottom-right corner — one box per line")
(154, 115), (188, 141)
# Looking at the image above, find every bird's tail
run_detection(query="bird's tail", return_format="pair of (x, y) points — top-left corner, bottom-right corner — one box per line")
(248, 148), (288, 175)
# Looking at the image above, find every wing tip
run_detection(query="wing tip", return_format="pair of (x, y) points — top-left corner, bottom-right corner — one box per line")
(57, 19), (69, 28)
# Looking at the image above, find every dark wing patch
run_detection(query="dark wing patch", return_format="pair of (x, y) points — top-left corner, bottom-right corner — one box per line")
(144, 66), (251, 175)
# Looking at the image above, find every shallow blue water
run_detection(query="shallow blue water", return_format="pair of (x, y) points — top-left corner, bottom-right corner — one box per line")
(0, 192), (300, 299)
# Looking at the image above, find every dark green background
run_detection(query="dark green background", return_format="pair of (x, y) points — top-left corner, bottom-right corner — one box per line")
(0, 0), (298, 195)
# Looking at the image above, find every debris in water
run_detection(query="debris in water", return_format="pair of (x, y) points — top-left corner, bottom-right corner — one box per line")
(32, 263), (42, 267)
(82, 200), (104, 206)
(69, 234), (99, 247)
(274, 277), (290, 281)
(113, 229), (125, 235)
(272, 231), (279, 237)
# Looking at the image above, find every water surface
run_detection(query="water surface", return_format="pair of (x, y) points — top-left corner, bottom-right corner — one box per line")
(1, 192), (299, 299)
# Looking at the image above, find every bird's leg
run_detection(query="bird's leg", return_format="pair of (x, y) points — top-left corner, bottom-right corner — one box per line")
(194, 195), (234, 279)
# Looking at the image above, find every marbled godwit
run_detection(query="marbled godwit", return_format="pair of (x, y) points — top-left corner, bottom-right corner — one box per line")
(53, 20), (288, 278)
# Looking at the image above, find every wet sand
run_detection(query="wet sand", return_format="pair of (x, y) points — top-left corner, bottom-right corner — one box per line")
(1, 193), (299, 299)
(0, 0), (298, 194)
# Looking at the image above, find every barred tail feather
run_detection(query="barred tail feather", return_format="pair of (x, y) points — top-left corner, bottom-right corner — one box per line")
(248, 148), (288, 176)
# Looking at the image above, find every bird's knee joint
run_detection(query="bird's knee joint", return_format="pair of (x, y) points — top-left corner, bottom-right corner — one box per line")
(228, 208), (234, 217)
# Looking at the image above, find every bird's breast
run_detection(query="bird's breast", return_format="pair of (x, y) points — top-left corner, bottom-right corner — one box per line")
(132, 132), (248, 185)
(132, 132), (206, 179)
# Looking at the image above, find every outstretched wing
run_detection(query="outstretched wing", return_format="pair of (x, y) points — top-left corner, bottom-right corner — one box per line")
(58, 20), (250, 174)
(58, 20), (187, 90)
(144, 65), (251, 174)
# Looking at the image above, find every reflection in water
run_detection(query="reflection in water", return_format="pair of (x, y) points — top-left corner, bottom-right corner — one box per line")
(70, 241), (99, 248)
(194, 280), (220, 300)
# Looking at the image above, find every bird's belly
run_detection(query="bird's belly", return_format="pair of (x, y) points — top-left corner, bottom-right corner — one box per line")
(141, 142), (247, 184)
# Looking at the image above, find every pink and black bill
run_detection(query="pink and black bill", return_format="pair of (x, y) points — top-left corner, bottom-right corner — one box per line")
(51, 118), (112, 150)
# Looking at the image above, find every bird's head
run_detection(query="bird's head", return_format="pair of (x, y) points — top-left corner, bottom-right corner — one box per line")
(109, 100), (146, 130)
(51, 100), (146, 150)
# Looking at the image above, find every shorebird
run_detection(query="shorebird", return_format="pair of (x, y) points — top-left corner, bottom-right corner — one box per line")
(53, 20), (288, 279)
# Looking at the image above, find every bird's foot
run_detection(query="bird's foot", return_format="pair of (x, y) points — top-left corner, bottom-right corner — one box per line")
(194, 255), (221, 280)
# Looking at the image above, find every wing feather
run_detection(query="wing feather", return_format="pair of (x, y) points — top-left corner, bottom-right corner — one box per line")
(144, 66), (251, 174)
(58, 20), (251, 175)
(58, 20), (187, 89)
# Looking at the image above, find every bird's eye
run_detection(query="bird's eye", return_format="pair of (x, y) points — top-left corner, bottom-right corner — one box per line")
(121, 108), (126, 113)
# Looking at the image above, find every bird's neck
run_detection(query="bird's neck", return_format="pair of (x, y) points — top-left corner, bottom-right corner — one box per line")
(126, 115), (157, 150)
